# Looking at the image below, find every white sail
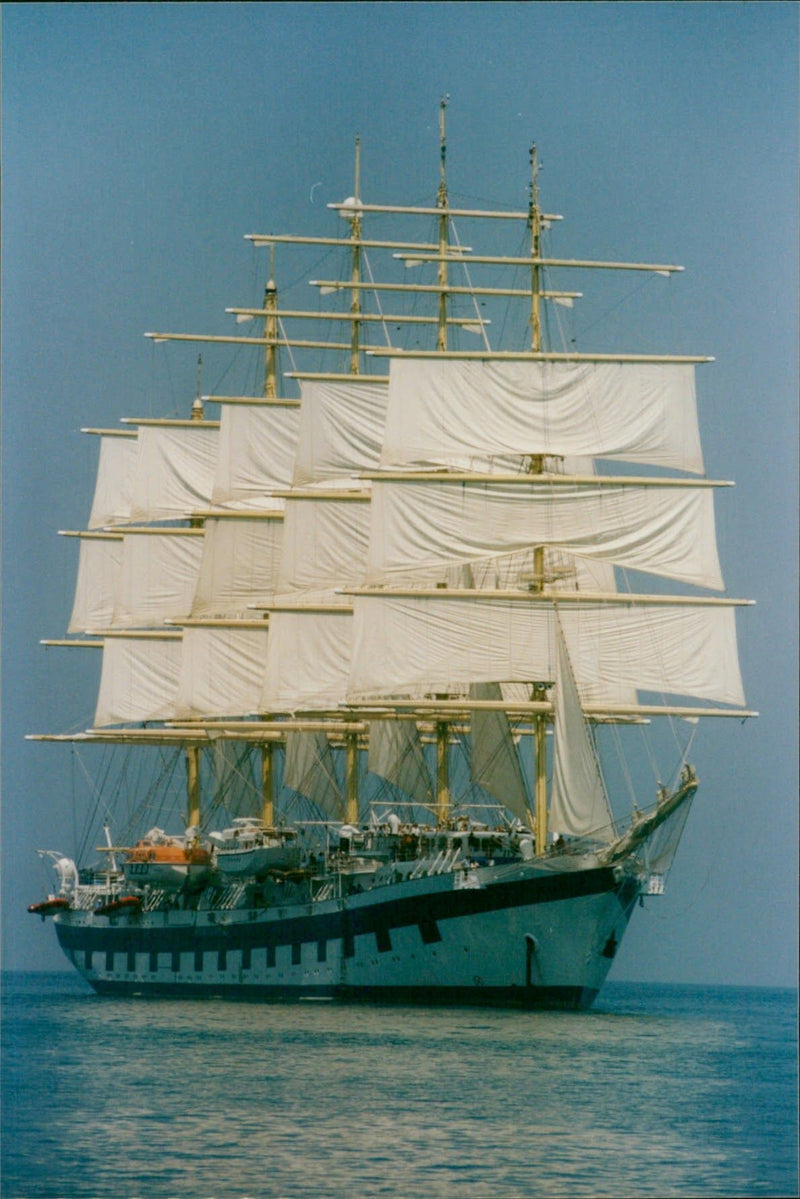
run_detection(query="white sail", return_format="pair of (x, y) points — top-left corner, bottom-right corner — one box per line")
(367, 719), (434, 807)
(643, 794), (696, 875)
(94, 634), (182, 727)
(292, 379), (388, 485)
(260, 608), (353, 712)
(174, 625), (269, 719)
(277, 493), (372, 599)
(68, 535), (123, 633)
(212, 402), (299, 508)
(284, 730), (344, 820)
(87, 433), (138, 529)
(129, 424), (219, 522)
(348, 594), (745, 707)
(550, 626), (614, 841)
(191, 515), (284, 618)
(381, 359), (704, 473)
(210, 740), (261, 820)
(469, 682), (532, 824)
(111, 531), (204, 629)
(367, 479), (724, 590)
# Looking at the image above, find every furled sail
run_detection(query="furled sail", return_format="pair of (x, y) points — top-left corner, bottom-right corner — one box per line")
(211, 402), (299, 508)
(93, 633), (182, 727)
(191, 514), (284, 618)
(550, 625), (614, 841)
(87, 432), (138, 529)
(469, 682), (532, 824)
(380, 359), (704, 473)
(173, 624), (269, 719)
(348, 593), (746, 707)
(366, 479), (724, 590)
(129, 424), (219, 522)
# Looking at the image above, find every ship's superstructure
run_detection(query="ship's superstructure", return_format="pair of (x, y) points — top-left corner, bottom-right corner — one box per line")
(28, 108), (755, 1007)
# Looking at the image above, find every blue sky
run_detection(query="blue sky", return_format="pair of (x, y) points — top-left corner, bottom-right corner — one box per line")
(2, 1), (797, 984)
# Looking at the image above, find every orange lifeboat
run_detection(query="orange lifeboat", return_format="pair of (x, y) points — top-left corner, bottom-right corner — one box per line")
(94, 895), (143, 916)
(123, 832), (212, 890)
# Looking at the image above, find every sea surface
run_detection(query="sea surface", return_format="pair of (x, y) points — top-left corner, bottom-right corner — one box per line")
(1, 972), (797, 1199)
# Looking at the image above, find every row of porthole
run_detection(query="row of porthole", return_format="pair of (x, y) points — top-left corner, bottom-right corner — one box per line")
(77, 936), (442, 975)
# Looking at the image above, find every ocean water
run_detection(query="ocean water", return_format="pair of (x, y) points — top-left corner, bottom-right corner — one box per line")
(1, 973), (796, 1199)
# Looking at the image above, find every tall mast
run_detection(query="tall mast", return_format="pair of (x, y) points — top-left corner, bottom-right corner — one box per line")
(345, 730), (359, 824)
(264, 246), (279, 398)
(348, 137), (363, 374)
(436, 98), (452, 828)
(191, 354), (205, 420)
(436, 96), (450, 352)
(260, 742), (275, 825)
(186, 745), (201, 830)
(435, 719), (450, 828)
(529, 142), (542, 354)
(529, 142), (548, 853)
(344, 139), (364, 820)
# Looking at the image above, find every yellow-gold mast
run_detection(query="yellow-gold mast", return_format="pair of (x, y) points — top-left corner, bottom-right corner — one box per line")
(436, 96), (450, 353)
(436, 99), (453, 828)
(264, 245), (279, 399)
(528, 141), (548, 854)
(348, 137), (363, 375)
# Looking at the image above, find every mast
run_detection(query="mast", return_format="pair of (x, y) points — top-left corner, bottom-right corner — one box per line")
(343, 139), (365, 823)
(259, 249), (279, 824)
(528, 142), (549, 853)
(189, 362), (206, 816)
(435, 718), (450, 828)
(260, 742), (275, 825)
(436, 96), (450, 352)
(529, 143), (543, 354)
(348, 137), (363, 375)
(192, 354), (205, 420)
(436, 99), (452, 827)
(264, 246), (279, 399)
(186, 744), (201, 829)
(345, 729), (359, 824)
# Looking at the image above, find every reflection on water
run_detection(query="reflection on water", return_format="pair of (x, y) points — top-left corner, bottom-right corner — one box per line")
(2, 974), (797, 1198)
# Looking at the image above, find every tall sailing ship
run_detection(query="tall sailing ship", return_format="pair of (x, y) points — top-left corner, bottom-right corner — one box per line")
(28, 109), (755, 1008)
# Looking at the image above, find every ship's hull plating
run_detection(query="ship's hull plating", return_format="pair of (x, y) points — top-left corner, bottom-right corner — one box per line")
(53, 860), (641, 1010)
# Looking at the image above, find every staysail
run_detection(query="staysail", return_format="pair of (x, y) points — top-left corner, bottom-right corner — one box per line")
(469, 682), (532, 825)
(367, 719), (434, 809)
(550, 623), (614, 841)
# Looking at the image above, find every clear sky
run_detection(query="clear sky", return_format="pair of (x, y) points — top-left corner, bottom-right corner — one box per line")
(2, 1), (797, 984)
